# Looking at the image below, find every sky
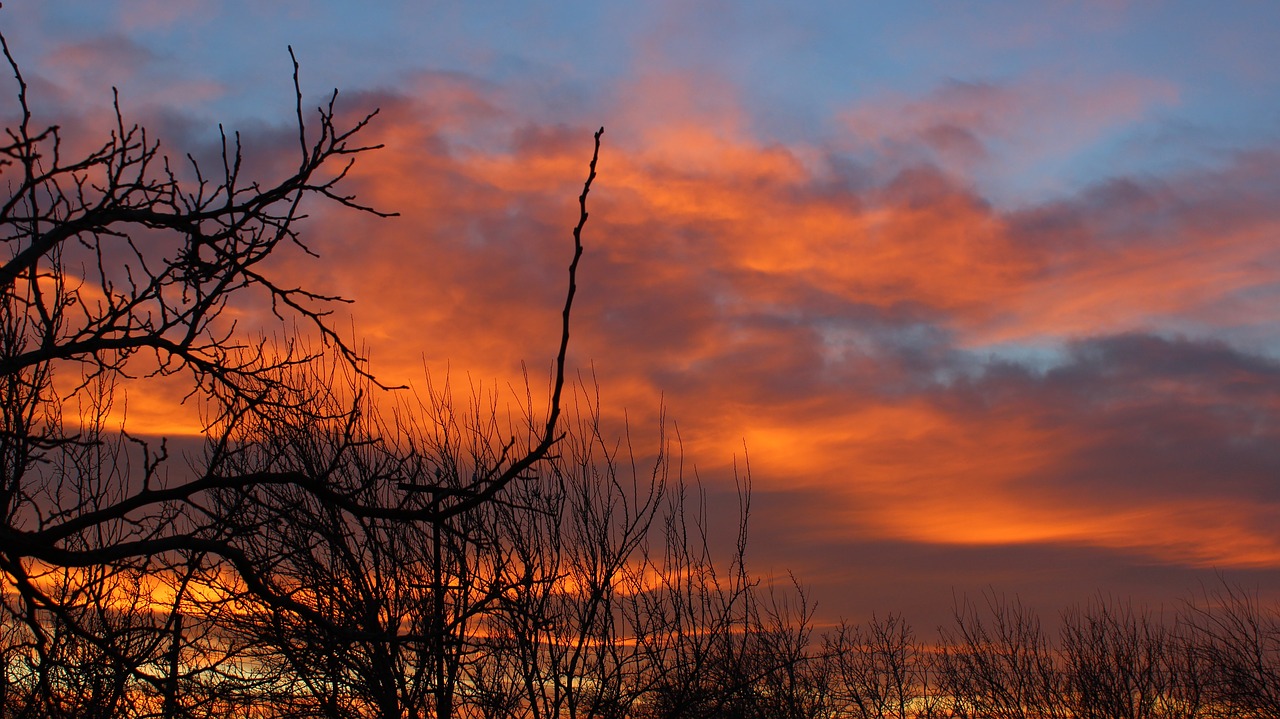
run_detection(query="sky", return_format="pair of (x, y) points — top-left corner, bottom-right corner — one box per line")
(4, 1), (1280, 630)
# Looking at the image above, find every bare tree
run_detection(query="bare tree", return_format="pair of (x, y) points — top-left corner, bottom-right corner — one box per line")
(1, 26), (603, 716)
(1162, 611), (1210, 719)
(1059, 598), (1173, 719)
(204, 368), (538, 719)
(198, 370), (820, 719)
(935, 592), (1066, 719)
(738, 578), (827, 719)
(1182, 583), (1280, 719)
(0, 27), (377, 622)
(470, 385), (670, 719)
(823, 613), (935, 719)
(0, 373), (203, 719)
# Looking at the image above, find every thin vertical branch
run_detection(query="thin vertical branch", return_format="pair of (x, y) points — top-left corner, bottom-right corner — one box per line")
(547, 127), (604, 445)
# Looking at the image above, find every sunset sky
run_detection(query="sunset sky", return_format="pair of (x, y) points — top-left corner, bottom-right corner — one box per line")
(5, 1), (1280, 628)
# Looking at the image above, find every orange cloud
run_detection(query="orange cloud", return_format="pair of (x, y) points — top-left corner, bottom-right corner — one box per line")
(292, 74), (1280, 573)
(42, 64), (1277, 576)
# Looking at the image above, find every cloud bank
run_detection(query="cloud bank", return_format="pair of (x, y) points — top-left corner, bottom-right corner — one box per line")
(8, 6), (1279, 624)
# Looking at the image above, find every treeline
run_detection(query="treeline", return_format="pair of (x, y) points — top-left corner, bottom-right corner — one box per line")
(2, 369), (1279, 719)
(0, 368), (794, 719)
(829, 586), (1280, 719)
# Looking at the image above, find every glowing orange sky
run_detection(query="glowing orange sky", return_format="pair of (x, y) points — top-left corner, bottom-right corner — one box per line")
(315, 91), (1280, 587)
(9, 0), (1280, 627)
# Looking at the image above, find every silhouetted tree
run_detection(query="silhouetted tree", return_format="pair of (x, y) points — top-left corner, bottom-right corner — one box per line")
(474, 386), (687, 719)
(1183, 583), (1280, 719)
(0, 26), (368, 628)
(823, 613), (936, 719)
(204, 369), (534, 719)
(1059, 598), (1172, 719)
(935, 593), (1066, 719)
(0, 26), (601, 716)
